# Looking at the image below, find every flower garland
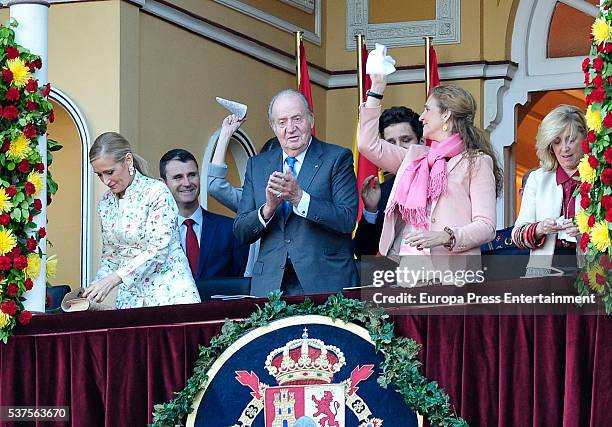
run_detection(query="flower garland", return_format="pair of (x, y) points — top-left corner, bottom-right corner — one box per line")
(0, 20), (60, 343)
(579, 1), (612, 314)
(152, 293), (467, 426)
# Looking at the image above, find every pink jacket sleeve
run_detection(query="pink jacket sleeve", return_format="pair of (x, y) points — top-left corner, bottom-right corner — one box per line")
(450, 154), (497, 252)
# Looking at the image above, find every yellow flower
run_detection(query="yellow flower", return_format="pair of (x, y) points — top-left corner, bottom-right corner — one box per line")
(27, 172), (43, 196)
(586, 105), (602, 133)
(0, 188), (13, 214)
(6, 58), (31, 88)
(46, 254), (57, 281)
(578, 155), (596, 183)
(7, 133), (32, 161)
(575, 210), (591, 234)
(25, 253), (41, 279)
(0, 227), (17, 256)
(592, 18), (612, 45)
(587, 264), (606, 294)
(0, 311), (10, 329)
(591, 221), (611, 253)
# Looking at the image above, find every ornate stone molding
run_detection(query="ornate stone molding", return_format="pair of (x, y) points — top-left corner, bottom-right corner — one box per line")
(280, 0), (314, 14)
(346, 0), (460, 49)
(214, 0), (321, 45)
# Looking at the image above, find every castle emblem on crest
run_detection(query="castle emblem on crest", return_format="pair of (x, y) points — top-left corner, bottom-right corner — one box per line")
(232, 328), (383, 427)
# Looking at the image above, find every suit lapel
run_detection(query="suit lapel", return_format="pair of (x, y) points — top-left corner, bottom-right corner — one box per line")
(297, 138), (323, 192)
(196, 207), (215, 279)
(266, 150), (286, 229)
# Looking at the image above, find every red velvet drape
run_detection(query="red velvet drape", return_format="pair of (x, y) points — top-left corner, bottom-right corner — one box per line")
(0, 293), (610, 426)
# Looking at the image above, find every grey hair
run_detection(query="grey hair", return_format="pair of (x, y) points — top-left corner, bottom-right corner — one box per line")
(89, 132), (150, 177)
(267, 89), (313, 127)
(535, 105), (586, 171)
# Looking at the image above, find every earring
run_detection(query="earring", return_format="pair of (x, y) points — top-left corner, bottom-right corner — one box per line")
(129, 164), (135, 176)
(442, 123), (448, 132)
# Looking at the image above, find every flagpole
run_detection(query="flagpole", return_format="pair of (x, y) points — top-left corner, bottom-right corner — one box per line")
(424, 36), (432, 97)
(356, 34), (365, 107)
(295, 31), (303, 89)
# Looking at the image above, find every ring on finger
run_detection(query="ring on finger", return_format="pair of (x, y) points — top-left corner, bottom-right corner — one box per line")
(276, 192), (282, 199)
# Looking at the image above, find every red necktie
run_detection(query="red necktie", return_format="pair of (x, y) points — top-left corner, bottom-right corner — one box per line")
(183, 219), (199, 275)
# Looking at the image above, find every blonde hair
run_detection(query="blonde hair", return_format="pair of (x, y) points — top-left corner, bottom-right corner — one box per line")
(535, 105), (586, 171)
(431, 84), (503, 197)
(89, 132), (149, 176)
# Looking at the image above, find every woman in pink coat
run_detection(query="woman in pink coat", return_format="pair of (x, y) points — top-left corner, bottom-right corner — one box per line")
(357, 74), (502, 281)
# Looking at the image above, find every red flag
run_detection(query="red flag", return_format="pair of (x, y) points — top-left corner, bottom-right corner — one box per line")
(425, 45), (440, 146)
(353, 45), (378, 223)
(298, 41), (315, 136)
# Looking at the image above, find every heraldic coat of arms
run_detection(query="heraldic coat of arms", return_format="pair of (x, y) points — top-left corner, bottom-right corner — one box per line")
(186, 316), (418, 427)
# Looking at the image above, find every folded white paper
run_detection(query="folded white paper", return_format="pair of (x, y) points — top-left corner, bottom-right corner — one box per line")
(215, 97), (248, 120)
(366, 43), (396, 76)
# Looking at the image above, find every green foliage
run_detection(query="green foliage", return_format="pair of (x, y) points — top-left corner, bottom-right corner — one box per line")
(151, 294), (467, 426)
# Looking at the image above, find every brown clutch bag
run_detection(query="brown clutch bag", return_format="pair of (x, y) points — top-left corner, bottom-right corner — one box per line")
(61, 288), (115, 312)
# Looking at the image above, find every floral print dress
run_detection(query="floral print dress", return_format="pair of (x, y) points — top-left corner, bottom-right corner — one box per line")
(95, 171), (200, 308)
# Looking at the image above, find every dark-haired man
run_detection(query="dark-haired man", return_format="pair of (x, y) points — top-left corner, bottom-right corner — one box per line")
(354, 106), (423, 257)
(160, 149), (249, 281)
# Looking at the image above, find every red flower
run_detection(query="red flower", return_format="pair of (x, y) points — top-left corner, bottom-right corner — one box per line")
(601, 255), (612, 271)
(5, 87), (20, 101)
(591, 88), (606, 104)
(17, 159), (30, 174)
(1, 140), (10, 153)
(585, 73), (590, 86)
(598, 43), (605, 54)
(605, 148), (612, 164)
(2, 105), (18, 121)
(9, 247), (21, 259)
(587, 130), (596, 143)
(5, 47), (19, 60)
(581, 271), (589, 284)
(35, 163), (44, 173)
(605, 43), (612, 54)
(22, 124), (36, 139)
(18, 310), (32, 325)
(1, 301), (17, 316)
(593, 56), (604, 72)
(582, 140), (590, 154)
(602, 168), (612, 185)
(24, 278), (33, 291)
(25, 79), (38, 93)
(6, 186), (16, 198)
(41, 83), (51, 97)
(24, 182), (35, 196)
(602, 194), (612, 210)
(0, 214), (10, 226)
(13, 255), (27, 271)
(38, 227), (46, 238)
(580, 182), (591, 196)
(0, 256), (11, 270)
(588, 155), (600, 169)
(32, 58), (42, 70)
(2, 68), (13, 84)
(593, 74), (605, 88)
(588, 215), (596, 228)
(25, 61), (35, 72)
(606, 208), (612, 223)
(5, 283), (18, 297)
(604, 113), (612, 129)
(580, 233), (590, 253)
(596, 274), (606, 286)
(581, 195), (591, 210)
(26, 101), (37, 112)
(582, 57), (591, 72)
(25, 237), (37, 251)
(33, 199), (42, 211)
(49, 110), (55, 123)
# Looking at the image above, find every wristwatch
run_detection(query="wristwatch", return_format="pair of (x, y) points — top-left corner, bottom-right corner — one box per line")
(366, 90), (383, 100)
(443, 226), (456, 250)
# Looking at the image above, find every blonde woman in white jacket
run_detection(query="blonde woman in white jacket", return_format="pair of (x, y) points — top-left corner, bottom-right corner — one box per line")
(512, 105), (586, 276)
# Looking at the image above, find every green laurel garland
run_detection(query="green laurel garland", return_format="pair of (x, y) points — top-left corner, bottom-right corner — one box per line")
(151, 293), (467, 427)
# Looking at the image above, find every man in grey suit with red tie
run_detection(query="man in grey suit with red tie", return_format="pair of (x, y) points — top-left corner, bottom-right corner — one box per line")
(160, 149), (248, 282)
(234, 89), (359, 296)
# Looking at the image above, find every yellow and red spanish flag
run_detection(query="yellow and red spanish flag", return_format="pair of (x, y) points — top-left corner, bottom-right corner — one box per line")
(353, 43), (378, 223)
(297, 33), (315, 136)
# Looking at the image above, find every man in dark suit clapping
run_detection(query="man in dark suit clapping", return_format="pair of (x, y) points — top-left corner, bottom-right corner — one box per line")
(234, 89), (359, 296)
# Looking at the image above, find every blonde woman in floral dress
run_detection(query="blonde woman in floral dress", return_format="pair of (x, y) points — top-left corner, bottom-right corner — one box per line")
(83, 132), (200, 308)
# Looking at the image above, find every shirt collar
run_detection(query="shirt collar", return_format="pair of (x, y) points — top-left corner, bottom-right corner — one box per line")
(282, 137), (312, 165)
(178, 205), (203, 226)
(555, 166), (578, 186)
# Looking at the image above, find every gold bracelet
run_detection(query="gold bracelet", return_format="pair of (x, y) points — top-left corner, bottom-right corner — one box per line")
(443, 226), (456, 250)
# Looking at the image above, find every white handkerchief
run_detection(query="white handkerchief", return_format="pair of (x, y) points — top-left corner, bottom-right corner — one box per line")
(215, 97), (248, 120)
(366, 43), (396, 76)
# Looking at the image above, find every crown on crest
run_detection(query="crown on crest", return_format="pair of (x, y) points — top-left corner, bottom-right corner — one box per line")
(264, 328), (346, 386)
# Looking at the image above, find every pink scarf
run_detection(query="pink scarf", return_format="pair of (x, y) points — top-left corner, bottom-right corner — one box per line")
(385, 134), (465, 229)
